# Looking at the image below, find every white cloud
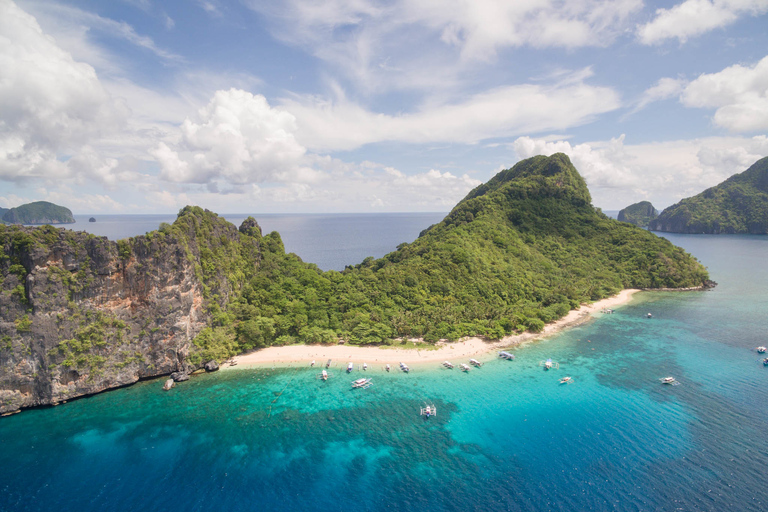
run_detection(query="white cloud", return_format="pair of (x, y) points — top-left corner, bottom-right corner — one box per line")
(511, 134), (768, 209)
(628, 77), (686, 115)
(0, 0), (129, 183)
(283, 69), (621, 151)
(247, 0), (642, 93)
(638, 0), (768, 45)
(151, 89), (320, 186)
(680, 55), (768, 132)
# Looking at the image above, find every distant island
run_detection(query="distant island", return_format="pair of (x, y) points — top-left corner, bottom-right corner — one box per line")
(0, 154), (711, 414)
(89, 217), (96, 223)
(0, 201), (75, 225)
(650, 156), (768, 234)
(618, 201), (658, 227)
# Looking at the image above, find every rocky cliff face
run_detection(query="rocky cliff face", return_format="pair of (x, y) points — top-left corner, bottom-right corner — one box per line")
(0, 208), (261, 414)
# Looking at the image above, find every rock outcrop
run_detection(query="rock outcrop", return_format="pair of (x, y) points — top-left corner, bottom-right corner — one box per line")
(0, 207), (262, 414)
(617, 201), (658, 227)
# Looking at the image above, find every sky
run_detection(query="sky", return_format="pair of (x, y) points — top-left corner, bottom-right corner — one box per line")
(1, 0), (767, 214)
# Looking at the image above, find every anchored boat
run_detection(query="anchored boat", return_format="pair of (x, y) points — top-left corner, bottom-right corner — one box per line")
(400, 362), (410, 373)
(660, 376), (680, 385)
(498, 351), (515, 360)
(460, 363), (471, 372)
(469, 359), (483, 367)
(757, 346), (767, 353)
(559, 376), (574, 384)
(347, 362), (354, 373)
(420, 404), (436, 418)
(320, 369), (329, 381)
(352, 378), (372, 389)
(386, 364), (391, 372)
(539, 358), (559, 370)
(442, 361), (454, 369)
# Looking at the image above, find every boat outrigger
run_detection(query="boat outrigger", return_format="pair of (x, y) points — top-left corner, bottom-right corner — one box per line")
(399, 362), (410, 373)
(442, 361), (454, 369)
(559, 376), (574, 384)
(420, 404), (436, 418)
(460, 363), (471, 372)
(469, 359), (483, 367)
(352, 378), (372, 389)
(660, 376), (680, 385)
(539, 358), (559, 370)
(498, 351), (515, 360)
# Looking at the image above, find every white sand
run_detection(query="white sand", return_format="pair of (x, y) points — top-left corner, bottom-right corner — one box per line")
(227, 289), (640, 368)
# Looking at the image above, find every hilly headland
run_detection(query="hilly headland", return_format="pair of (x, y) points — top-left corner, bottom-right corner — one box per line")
(1, 201), (75, 225)
(650, 156), (768, 234)
(0, 154), (711, 414)
(618, 201), (658, 227)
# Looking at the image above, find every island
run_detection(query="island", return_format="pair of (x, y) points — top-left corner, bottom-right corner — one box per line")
(0, 154), (711, 414)
(617, 201), (658, 227)
(649, 156), (768, 234)
(89, 217), (96, 223)
(1, 201), (75, 225)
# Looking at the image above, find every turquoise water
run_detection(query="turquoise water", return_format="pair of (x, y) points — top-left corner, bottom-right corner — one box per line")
(2, 232), (767, 511)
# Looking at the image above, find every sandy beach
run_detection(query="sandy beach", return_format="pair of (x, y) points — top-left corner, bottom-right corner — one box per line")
(227, 288), (640, 368)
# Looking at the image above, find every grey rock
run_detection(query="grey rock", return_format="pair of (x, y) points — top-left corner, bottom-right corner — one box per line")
(163, 379), (175, 390)
(170, 371), (189, 382)
(204, 360), (219, 372)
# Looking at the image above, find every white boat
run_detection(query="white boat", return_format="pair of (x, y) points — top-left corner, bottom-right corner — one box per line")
(326, 359), (332, 368)
(443, 361), (454, 369)
(363, 362), (368, 370)
(310, 360), (316, 367)
(646, 313), (653, 318)
(420, 404), (436, 418)
(352, 377), (372, 389)
(400, 362), (410, 373)
(386, 364), (391, 372)
(559, 376), (573, 384)
(469, 359), (482, 367)
(460, 363), (471, 372)
(498, 351), (515, 360)
(347, 362), (354, 373)
(757, 346), (767, 353)
(539, 358), (559, 370)
(660, 376), (680, 385)
(321, 370), (328, 381)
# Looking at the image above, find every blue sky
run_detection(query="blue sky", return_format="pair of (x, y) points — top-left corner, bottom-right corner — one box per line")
(1, 0), (767, 214)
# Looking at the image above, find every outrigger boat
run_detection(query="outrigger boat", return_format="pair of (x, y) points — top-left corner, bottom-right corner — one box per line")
(320, 369), (329, 381)
(442, 361), (454, 369)
(660, 376), (680, 385)
(363, 363), (368, 371)
(757, 346), (767, 353)
(539, 358), (559, 370)
(646, 313), (653, 318)
(400, 362), (410, 373)
(498, 351), (515, 360)
(763, 358), (768, 366)
(310, 360), (316, 367)
(352, 377), (372, 389)
(326, 359), (332, 368)
(469, 359), (483, 367)
(347, 362), (354, 373)
(420, 404), (436, 418)
(460, 363), (471, 372)
(559, 376), (574, 384)
(386, 364), (391, 372)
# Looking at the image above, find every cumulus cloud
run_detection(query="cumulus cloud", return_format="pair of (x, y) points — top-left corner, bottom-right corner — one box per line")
(247, 0), (642, 92)
(0, 0), (128, 183)
(511, 134), (768, 208)
(637, 0), (768, 45)
(680, 55), (768, 132)
(150, 89), (323, 187)
(283, 69), (621, 151)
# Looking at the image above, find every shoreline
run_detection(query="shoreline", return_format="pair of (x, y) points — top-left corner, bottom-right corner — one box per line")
(226, 288), (641, 368)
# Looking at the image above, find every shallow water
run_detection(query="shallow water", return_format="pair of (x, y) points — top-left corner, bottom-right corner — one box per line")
(1, 230), (767, 512)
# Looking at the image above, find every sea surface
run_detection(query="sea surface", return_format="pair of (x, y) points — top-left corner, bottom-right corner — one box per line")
(1, 219), (767, 512)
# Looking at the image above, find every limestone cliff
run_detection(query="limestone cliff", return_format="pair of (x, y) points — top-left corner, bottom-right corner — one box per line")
(0, 207), (261, 414)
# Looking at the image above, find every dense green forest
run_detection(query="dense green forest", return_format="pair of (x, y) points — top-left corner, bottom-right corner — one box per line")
(149, 154), (709, 363)
(618, 201), (658, 227)
(1, 201), (74, 225)
(650, 156), (768, 234)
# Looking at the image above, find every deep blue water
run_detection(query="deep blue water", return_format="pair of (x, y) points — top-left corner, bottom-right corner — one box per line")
(67, 213), (446, 271)
(2, 221), (767, 512)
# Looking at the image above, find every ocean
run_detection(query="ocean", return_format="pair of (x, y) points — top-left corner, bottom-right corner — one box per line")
(1, 217), (767, 512)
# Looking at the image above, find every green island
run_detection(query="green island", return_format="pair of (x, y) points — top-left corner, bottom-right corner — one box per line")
(649, 156), (768, 234)
(0, 153), (710, 413)
(1, 201), (75, 225)
(617, 201), (658, 227)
